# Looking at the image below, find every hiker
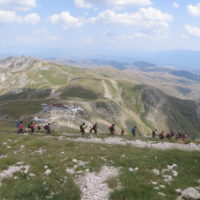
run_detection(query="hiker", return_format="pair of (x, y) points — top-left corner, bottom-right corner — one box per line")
(37, 125), (42, 132)
(159, 131), (165, 139)
(166, 129), (174, 139)
(152, 129), (157, 138)
(166, 132), (171, 139)
(120, 129), (125, 136)
(16, 121), (20, 133)
(18, 121), (24, 134)
(176, 133), (187, 140)
(89, 126), (93, 134)
(89, 123), (98, 134)
(176, 133), (182, 140)
(29, 121), (35, 133)
(80, 123), (87, 135)
(170, 129), (175, 137)
(109, 124), (115, 135)
(44, 123), (51, 134)
(131, 126), (137, 136)
(182, 133), (187, 140)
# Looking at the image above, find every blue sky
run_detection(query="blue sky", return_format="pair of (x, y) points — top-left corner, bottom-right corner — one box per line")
(1, 0), (200, 58)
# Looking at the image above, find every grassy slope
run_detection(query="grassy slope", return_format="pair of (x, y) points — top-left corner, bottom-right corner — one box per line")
(140, 85), (200, 137)
(0, 133), (200, 200)
(0, 100), (48, 119)
(0, 60), (200, 137)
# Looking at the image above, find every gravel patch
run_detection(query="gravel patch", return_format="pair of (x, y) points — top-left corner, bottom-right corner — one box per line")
(77, 166), (119, 200)
(35, 148), (46, 154)
(0, 164), (30, 183)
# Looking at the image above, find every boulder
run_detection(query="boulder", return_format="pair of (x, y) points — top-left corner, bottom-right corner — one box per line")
(152, 169), (160, 175)
(158, 192), (166, 197)
(151, 181), (158, 185)
(175, 189), (182, 194)
(44, 169), (52, 176)
(181, 187), (200, 199)
(160, 185), (166, 189)
(172, 170), (178, 177)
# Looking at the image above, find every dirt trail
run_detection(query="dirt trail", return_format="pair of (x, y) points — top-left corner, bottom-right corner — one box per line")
(102, 80), (113, 99)
(59, 135), (200, 152)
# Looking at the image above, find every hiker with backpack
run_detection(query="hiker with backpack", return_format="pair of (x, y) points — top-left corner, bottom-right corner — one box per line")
(120, 129), (125, 136)
(16, 121), (20, 133)
(89, 123), (98, 134)
(131, 126), (137, 136)
(159, 131), (165, 139)
(17, 121), (24, 134)
(44, 123), (51, 134)
(28, 121), (35, 133)
(37, 125), (42, 132)
(170, 129), (175, 137)
(152, 129), (157, 138)
(80, 123), (87, 135)
(109, 124), (115, 135)
(176, 132), (187, 140)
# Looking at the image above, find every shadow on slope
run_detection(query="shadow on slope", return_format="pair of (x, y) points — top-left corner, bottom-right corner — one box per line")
(141, 85), (200, 138)
(0, 88), (52, 101)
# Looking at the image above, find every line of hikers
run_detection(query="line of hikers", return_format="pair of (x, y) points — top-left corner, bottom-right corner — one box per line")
(80, 123), (137, 136)
(80, 123), (188, 140)
(16, 121), (51, 135)
(15, 120), (188, 140)
(80, 123), (97, 135)
(152, 129), (187, 140)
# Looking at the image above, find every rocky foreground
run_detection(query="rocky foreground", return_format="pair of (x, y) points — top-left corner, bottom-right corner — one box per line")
(0, 133), (200, 200)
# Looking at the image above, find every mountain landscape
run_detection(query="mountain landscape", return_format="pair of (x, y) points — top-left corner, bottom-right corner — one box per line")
(2, 0), (200, 199)
(0, 56), (200, 138)
(1, 56), (200, 200)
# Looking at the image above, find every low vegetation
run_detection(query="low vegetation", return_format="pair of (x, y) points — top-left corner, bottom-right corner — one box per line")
(0, 133), (200, 200)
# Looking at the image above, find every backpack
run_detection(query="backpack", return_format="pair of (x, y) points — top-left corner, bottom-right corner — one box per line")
(31, 122), (35, 128)
(16, 122), (19, 128)
(18, 124), (23, 129)
(109, 126), (114, 131)
(131, 128), (135, 133)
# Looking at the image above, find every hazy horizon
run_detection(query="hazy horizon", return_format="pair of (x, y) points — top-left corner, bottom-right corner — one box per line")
(1, 0), (200, 69)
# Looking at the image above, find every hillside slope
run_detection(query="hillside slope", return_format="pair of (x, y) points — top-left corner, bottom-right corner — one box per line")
(0, 56), (200, 137)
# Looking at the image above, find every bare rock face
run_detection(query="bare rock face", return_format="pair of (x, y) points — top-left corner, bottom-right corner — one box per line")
(181, 187), (200, 200)
(0, 56), (39, 72)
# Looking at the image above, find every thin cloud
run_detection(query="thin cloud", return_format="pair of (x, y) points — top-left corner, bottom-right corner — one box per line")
(74, 0), (93, 8)
(185, 25), (200, 38)
(0, 0), (36, 11)
(0, 10), (40, 24)
(172, 2), (179, 9)
(74, 0), (152, 8)
(48, 11), (84, 29)
(187, 3), (200, 16)
(89, 8), (172, 31)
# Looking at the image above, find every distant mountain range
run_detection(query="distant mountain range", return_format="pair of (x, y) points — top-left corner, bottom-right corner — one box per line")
(2, 49), (200, 70)
(48, 57), (200, 83)
(149, 50), (200, 70)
